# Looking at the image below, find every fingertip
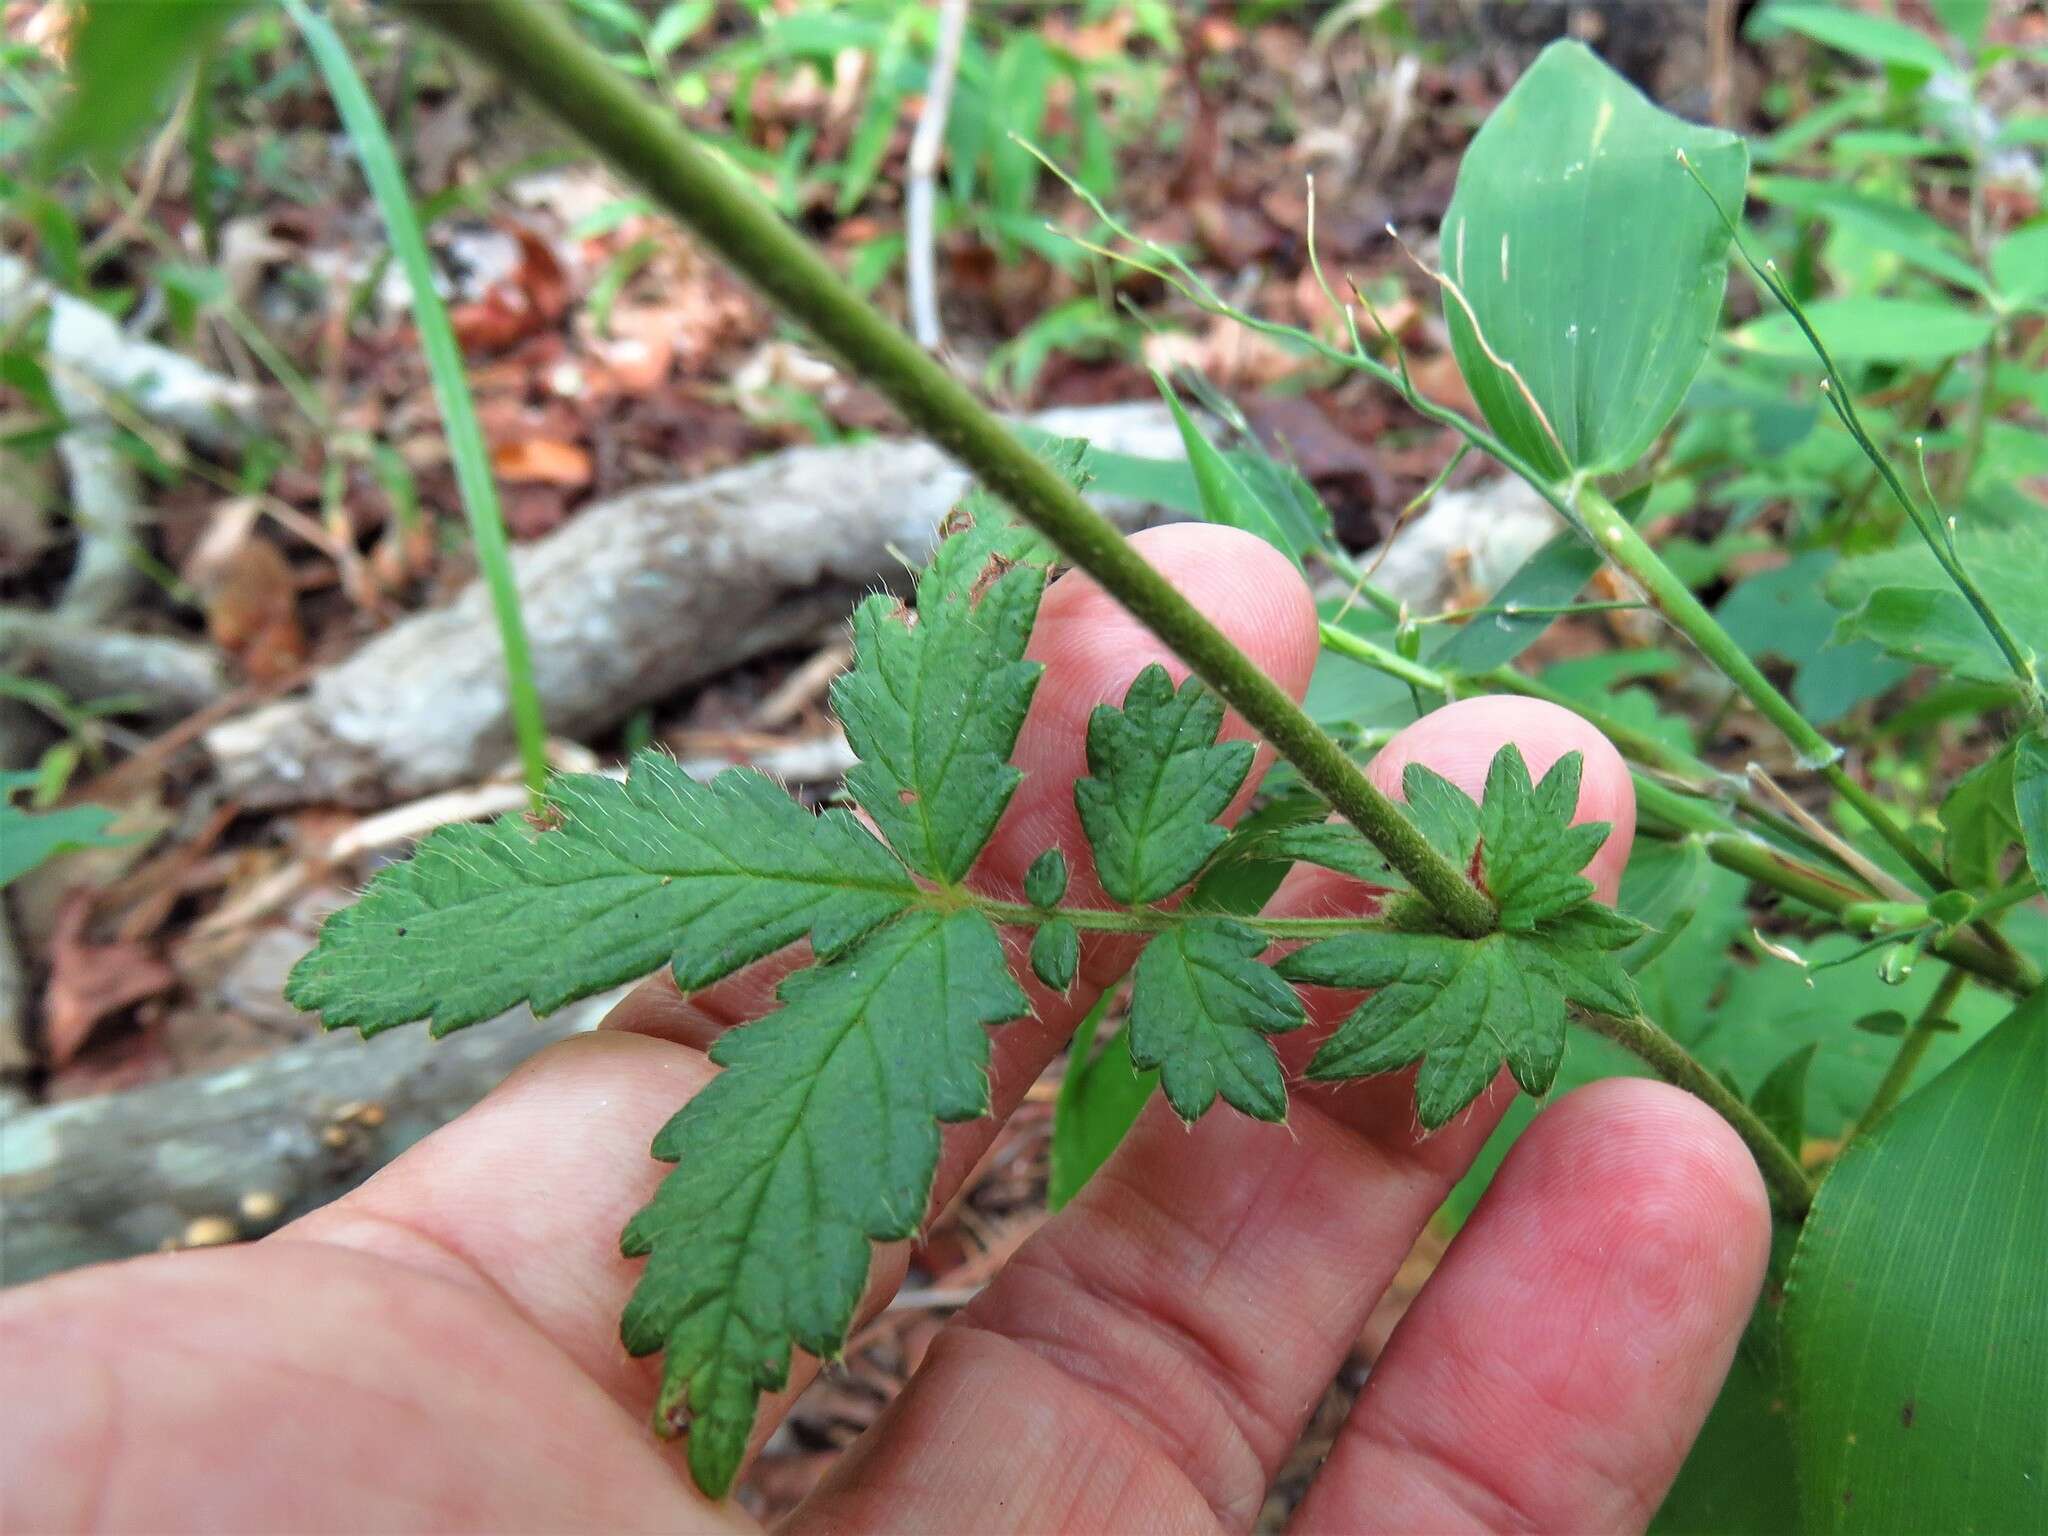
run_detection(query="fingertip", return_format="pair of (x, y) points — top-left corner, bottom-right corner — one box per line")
(1370, 695), (1636, 900)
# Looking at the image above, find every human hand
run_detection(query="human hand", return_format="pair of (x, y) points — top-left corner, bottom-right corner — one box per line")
(0, 525), (1769, 1533)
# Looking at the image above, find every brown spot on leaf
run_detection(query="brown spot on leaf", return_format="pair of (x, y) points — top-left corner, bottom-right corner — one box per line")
(1900, 1398), (1917, 1429)
(968, 552), (1016, 608)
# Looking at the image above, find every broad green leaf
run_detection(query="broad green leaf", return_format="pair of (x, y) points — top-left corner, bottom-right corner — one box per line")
(1439, 41), (1747, 478)
(1075, 664), (1255, 905)
(1023, 846), (1069, 907)
(1226, 820), (1391, 887)
(1048, 1000), (1156, 1211)
(1751, 1042), (1817, 1156)
(1155, 375), (1305, 569)
(0, 774), (129, 888)
(1757, 3), (1953, 75)
(620, 910), (1029, 1497)
(1715, 553), (1910, 725)
(835, 528), (1046, 884)
(285, 756), (917, 1034)
(1826, 490), (2048, 685)
(1784, 987), (2048, 1533)
(2012, 729), (2048, 892)
(1991, 222), (2048, 309)
(1401, 761), (1485, 875)
(41, 0), (250, 170)
(1731, 298), (1995, 363)
(1939, 743), (2020, 888)
(1129, 918), (1304, 1122)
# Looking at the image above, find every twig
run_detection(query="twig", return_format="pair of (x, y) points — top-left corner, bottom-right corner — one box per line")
(906, 0), (969, 350)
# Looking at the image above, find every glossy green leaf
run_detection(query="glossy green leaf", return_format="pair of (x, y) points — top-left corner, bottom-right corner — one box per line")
(1940, 743), (2021, 888)
(1732, 298), (1995, 363)
(1785, 987), (2048, 1533)
(1991, 222), (2048, 309)
(1438, 41), (1747, 478)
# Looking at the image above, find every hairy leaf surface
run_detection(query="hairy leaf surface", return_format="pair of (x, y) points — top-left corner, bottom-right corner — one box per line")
(285, 756), (916, 1034)
(1129, 917), (1305, 1122)
(620, 910), (1029, 1496)
(1076, 663), (1255, 904)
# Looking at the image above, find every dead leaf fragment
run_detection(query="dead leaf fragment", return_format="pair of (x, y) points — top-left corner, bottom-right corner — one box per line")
(491, 438), (593, 488)
(43, 893), (177, 1068)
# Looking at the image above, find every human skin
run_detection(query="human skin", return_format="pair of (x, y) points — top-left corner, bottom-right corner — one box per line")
(0, 525), (1769, 1533)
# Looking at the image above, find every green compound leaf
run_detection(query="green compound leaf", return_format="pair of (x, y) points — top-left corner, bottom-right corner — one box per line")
(833, 520), (1048, 885)
(1129, 917), (1305, 1123)
(1783, 986), (2048, 1534)
(1277, 746), (1639, 1127)
(1076, 664), (1256, 905)
(1439, 40), (1747, 479)
(620, 909), (1030, 1499)
(284, 756), (916, 1035)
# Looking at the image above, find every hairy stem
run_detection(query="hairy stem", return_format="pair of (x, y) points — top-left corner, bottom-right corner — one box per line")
(398, 0), (1497, 940)
(1847, 964), (1968, 1143)
(973, 898), (1378, 940)
(1576, 1009), (1815, 1218)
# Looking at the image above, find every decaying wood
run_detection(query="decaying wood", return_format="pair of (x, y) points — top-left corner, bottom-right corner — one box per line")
(205, 401), (1193, 807)
(0, 253), (262, 454)
(0, 608), (228, 720)
(0, 988), (623, 1287)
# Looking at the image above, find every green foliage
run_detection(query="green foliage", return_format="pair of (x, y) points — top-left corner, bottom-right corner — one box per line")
(1278, 750), (1642, 1128)
(1074, 663), (1255, 906)
(620, 908), (1029, 1497)
(40, 0), (249, 171)
(1047, 997), (1154, 1213)
(283, 759), (915, 1034)
(0, 773), (128, 889)
(1128, 918), (1304, 1122)
(1438, 41), (1748, 479)
(1784, 986), (2048, 1533)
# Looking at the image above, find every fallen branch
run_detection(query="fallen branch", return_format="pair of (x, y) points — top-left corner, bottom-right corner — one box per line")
(205, 401), (1192, 806)
(0, 986), (623, 1287)
(0, 608), (228, 720)
(0, 252), (261, 454)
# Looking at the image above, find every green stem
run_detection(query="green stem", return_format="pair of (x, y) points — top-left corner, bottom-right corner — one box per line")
(295, 1), (550, 803)
(1575, 1009), (1814, 1219)
(1847, 964), (1968, 1142)
(1699, 831), (2037, 996)
(1571, 484), (1952, 895)
(973, 898), (1375, 941)
(398, 0), (1496, 940)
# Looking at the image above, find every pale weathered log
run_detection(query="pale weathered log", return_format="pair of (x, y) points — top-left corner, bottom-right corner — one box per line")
(204, 401), (1192, 807)
(0, 607), (228, 719)
(0, 989), (623, 1287)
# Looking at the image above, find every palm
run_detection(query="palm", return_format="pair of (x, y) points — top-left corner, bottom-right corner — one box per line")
(1, 529), (1767, 1534)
